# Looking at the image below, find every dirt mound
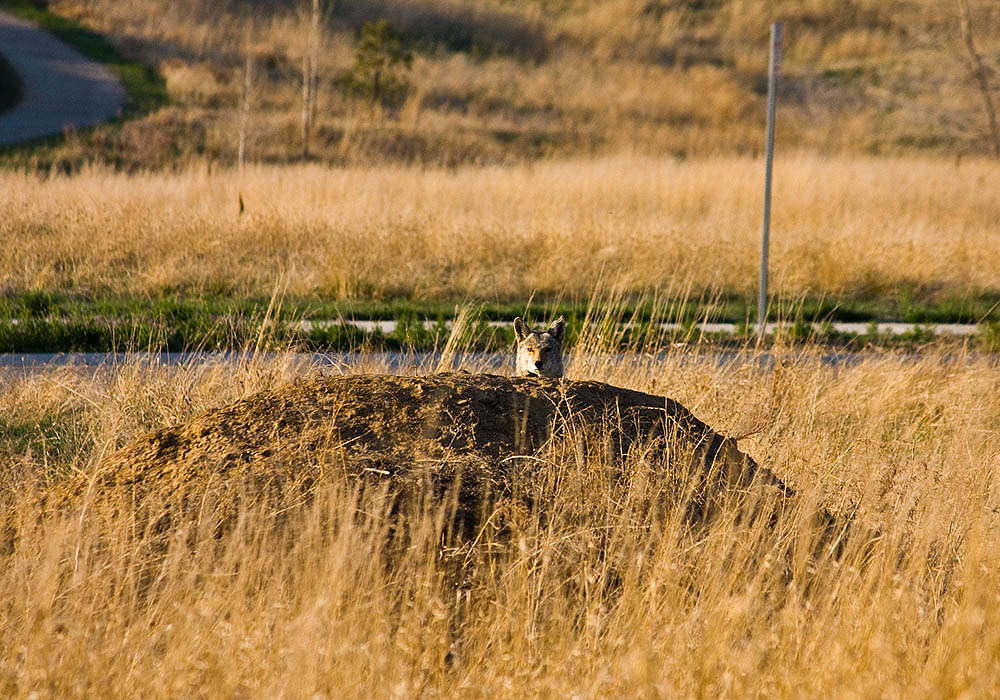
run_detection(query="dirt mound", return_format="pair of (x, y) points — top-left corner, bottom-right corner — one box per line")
(49, 372), (791, 534)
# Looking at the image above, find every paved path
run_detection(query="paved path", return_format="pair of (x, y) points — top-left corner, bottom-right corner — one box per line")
(0, 9), (125, 145)
(301, 319), (980, 336)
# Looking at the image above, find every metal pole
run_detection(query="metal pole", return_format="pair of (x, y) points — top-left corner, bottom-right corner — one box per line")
(759, 22), (782, 340)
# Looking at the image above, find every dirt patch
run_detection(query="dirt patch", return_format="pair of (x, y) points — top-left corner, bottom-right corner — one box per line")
(46, 372), (790, 535)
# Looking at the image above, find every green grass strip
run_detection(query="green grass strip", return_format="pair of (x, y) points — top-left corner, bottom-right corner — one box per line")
(3, 290), (999, 326)
(1, 291), (999, 354)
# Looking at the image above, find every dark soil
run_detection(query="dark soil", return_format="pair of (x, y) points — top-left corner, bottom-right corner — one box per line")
(45, 372), (792, 538)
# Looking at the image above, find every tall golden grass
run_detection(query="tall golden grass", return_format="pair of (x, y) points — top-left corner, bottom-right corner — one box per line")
(1, 338), (998, 697)
(2, 155), (998, 301)
(34, 0), (1000, 165)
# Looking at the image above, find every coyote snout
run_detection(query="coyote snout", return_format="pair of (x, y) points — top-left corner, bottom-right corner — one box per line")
(513, 316), (566, 378)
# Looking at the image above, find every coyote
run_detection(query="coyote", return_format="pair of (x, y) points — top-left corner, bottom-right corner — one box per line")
(513, 316), (566, 378)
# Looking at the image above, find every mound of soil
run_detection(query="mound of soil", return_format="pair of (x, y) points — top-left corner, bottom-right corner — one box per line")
(52, 372), (791, 533)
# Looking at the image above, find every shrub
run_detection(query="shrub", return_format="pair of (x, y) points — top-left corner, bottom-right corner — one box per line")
(338, 20), (413, 111)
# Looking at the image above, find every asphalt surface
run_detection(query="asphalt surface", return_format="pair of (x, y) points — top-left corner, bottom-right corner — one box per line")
(0, 9), (125, 145)
(301, 319), (980, 336)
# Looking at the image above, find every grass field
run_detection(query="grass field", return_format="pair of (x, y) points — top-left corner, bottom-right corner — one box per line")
(2, 154), (998, 304)
(2, 0), (998, 168)
(2, 2), (999, 695)
(2, 0), (998, 341)
(2, 339), (998, 697)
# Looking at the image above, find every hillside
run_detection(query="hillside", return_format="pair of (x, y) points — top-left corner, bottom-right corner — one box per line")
(6, 0), (1000, 168)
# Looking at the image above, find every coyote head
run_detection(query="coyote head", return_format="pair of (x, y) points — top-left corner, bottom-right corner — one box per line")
(513, 316), (566, 378)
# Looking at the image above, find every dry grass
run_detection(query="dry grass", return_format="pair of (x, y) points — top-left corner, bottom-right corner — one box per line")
(1, 154), (998, 302)
(24, 0), (1000, 167)
(1, 338), (999, 697)
(3, 4), (997, 692)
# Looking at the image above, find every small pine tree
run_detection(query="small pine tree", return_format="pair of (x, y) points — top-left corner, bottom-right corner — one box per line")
(339, 20), (413, 110)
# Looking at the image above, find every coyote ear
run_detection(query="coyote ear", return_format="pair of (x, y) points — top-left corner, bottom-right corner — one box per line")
(513, 317), (530, 341)
(547, 315), (566, 341)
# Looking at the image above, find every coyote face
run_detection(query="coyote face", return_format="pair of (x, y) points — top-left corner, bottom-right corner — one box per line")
(513, 316), (566, 378)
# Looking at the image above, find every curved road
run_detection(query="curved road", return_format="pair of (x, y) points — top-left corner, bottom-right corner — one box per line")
(0, 9), (125, 145)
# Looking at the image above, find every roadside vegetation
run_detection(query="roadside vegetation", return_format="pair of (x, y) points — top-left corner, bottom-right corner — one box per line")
(2, 290), (999, 354)
(2, 334), (998, 696)
(1, 154), (998, 351)
(5, 155), (997, 302)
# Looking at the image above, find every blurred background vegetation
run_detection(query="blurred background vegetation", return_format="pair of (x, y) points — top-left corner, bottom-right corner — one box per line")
(1, 0), (998, 169)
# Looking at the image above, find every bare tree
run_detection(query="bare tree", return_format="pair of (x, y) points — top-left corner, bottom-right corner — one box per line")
(237, 20), (262, 173)
(299, 0), (332, 159)
(957, 0), (1000, 156)
(238, 48), (254, 171)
